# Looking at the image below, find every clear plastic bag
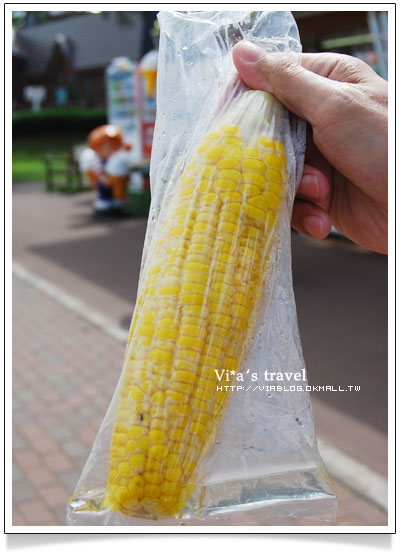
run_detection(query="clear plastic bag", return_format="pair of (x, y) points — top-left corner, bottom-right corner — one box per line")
(67, 10), (337, 526)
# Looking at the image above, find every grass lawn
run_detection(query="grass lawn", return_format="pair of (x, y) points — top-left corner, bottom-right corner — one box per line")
(12, 132), (88, 182)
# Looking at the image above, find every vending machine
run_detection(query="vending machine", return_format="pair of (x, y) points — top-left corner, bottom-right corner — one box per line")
(106, 56), (141, 160)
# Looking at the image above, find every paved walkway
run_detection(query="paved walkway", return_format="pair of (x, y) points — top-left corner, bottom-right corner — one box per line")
(11, 182), (388, 527)
(12, 276), (124, 526)
(12, 275), (387, 527)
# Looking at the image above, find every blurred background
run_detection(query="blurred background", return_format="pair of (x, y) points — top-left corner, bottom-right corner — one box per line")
(12, 10), (388, 527)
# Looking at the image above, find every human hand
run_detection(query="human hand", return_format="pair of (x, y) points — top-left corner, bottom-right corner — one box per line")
(232, 41), (388, 254)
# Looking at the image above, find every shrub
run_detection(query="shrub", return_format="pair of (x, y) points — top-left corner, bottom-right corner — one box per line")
(12, 107), (107, 135)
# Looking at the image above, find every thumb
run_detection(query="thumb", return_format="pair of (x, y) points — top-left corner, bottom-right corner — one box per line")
(232, 41), (335, 125)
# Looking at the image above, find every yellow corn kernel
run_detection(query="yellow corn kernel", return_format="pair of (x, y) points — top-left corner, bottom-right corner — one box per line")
(128, 425), (145, 438)
(171, 381), (194, 395)
(224, 202), (241, 214)
(183, 271), (208, 284)
(184, 461), (197, 474)
(143, 471), (164, 484)
(242, 158), (266, 173)
(143, 311), (155, 324)
(190, 422), (207, 436)
(184, 261), (209, 273)
(217, 158), (240, 170)
(182, 282), (206, 294)
(159, 285), (180, 296)
(117, 462), (132, 478)
(198, 179), (212, 193)
(157, 327), (178, 341)
(148, 265), (161, 276)
(180, 175), (195, 187)
(149, 429), (167, 443)
(166, 384), (188, 402)
(130, 388), (144, 403)
(221, 124), (239, 135)
(138, 324), (155, 337)
(214, 178), (237, 192)
(241, 183), (261, 196)
(265, 191), (280, 209)
(245, 204), (266, 220)
(179, 187), (194, 198)
(173, 369), (197, 383)
(114, 487), (130, 504)
(248, 195), (269, 211)
(218, 168), (241, 182)
(233, 304), (250, 319)
(204, 145), (225, 160)
(264, 152), (282, 169)
(144, 484), (161, 498)
(165, 467), (183, 482)
(137, 436), (149, 451)
(224, 136), (242, 146)
(260, 136), (275, 148)
(169, 428), (185, 441)
(150, 444), (169, 460)
(112, 432), (128, 446)
(220, 191), (242, 203)
(205, 131), (221, 140)
(129, 453), (145, 470)
(223, 146), (242, 158)
(267, 168), (282, 182)
(193, 398), (213, 412)
(243, 172), (266, 187)
(146, 459), (164, 475)
(180, 292), (204, 305)
(226, 357), (238, 369)
(267, 181), (282, 196)
(180, 324), (207, 338)
(244, 148), (261, 157)
(126, 440), (137, 452)
(177, 336), (205, 351)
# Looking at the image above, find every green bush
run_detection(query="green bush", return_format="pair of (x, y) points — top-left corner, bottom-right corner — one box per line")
(13, 131), (88, 182)
(12, 107), (107, 135)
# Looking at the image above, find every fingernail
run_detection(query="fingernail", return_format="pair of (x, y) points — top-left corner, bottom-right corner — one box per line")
(303, 216), (324, 238)
(235, 41), (266, 63)
(300, 175), (319, 198)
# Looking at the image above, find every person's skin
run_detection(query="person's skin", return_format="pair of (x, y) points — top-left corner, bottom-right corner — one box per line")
(232, 41), (388, 255)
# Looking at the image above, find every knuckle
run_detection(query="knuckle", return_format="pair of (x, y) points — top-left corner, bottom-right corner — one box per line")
(276, 59), (302, 79)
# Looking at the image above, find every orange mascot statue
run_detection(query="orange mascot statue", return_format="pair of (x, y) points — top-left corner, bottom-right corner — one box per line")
(80, 125), (131, 213)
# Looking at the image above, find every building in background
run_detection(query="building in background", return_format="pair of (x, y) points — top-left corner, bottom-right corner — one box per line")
(12, 11), (157, 109)
(294, 11), (388, 78)
(12, 10), (388, 111)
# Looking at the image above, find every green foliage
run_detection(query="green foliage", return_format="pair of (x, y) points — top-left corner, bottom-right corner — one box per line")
(13, 131), (87, 182)
(12, 107), (107, 135)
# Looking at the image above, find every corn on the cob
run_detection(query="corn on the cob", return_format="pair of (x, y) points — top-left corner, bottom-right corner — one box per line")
(103, 90), (288, 518)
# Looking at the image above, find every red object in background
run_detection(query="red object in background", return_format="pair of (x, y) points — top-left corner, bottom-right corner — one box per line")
(137, 50), (158, 160)
(141, 121), (155, 159)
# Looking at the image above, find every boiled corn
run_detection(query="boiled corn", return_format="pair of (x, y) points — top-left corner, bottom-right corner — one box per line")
(104, 90), (288, 518)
